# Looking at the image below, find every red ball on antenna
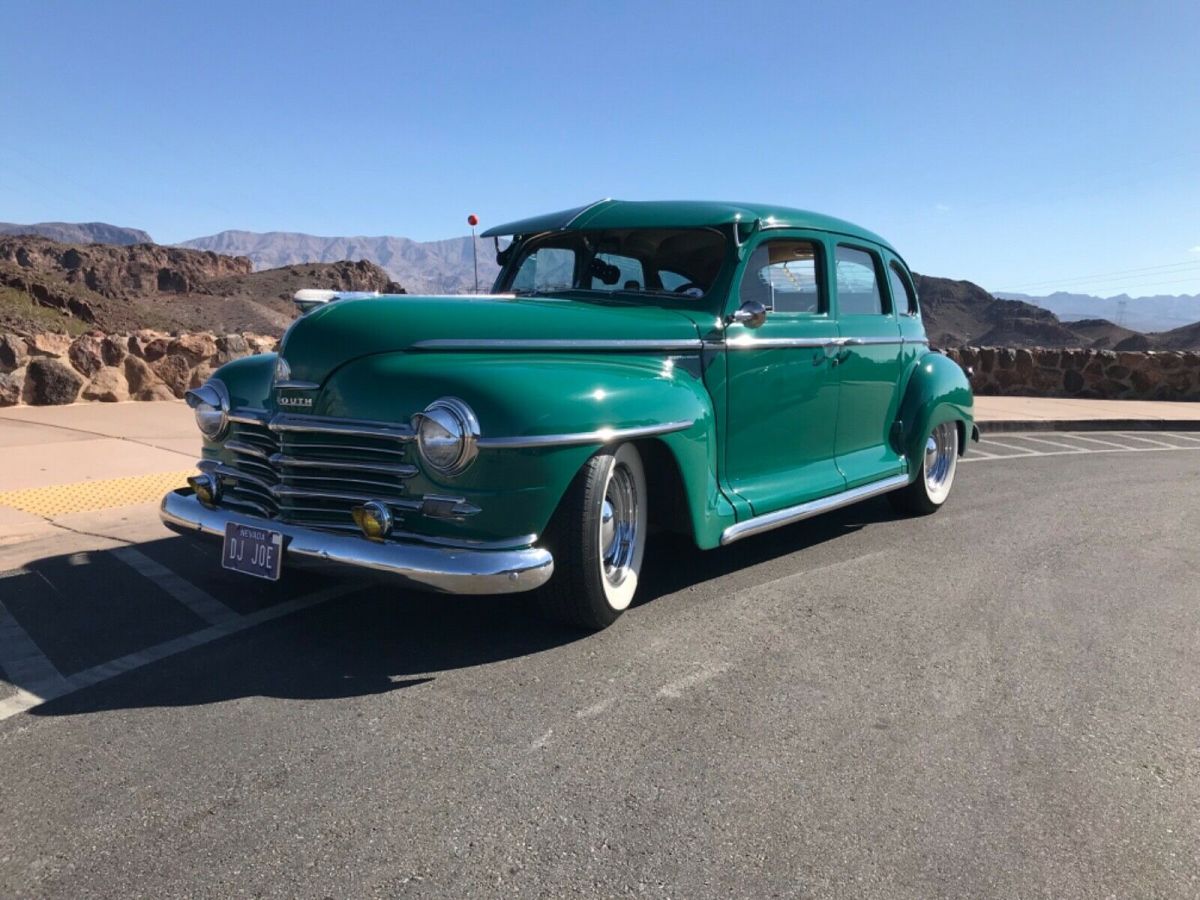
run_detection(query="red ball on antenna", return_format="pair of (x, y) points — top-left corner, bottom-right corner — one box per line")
(467, 214), (479, 227)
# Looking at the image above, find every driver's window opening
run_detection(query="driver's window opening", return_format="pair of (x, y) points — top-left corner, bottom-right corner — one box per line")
(502, 228), (727, 299)
(510, 246), (576, 293)
(739, 240), (824, 314)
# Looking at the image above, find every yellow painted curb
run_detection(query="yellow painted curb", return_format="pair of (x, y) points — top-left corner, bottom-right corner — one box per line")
(0, 471), (193, 518)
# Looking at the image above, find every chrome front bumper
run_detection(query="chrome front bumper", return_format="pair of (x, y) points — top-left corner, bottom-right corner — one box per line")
(159, 489), (554, 595)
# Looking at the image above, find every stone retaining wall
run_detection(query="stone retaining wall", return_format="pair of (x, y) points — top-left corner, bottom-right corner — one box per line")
(0, 330), (278, 407)
(944, 346), (1200, 401)
(4, 332), (1200, 407)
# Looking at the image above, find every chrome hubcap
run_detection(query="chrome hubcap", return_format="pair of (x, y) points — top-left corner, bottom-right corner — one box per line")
(600, 464), (639, 588)
(924, 422), (957, 493)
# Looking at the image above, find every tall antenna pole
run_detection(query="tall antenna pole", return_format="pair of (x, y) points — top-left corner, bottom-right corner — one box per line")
(467, 214), (480, 294)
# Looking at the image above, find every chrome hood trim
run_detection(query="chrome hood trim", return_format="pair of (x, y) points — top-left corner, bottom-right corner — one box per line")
(410, 338), (704, 352)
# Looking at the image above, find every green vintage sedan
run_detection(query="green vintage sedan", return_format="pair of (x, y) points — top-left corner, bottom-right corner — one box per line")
(162, 200), (976, 629)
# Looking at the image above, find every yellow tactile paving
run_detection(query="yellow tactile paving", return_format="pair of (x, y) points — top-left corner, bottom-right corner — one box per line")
(0, 471), (192, 518)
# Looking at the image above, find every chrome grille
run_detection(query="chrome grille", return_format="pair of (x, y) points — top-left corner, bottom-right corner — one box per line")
(210, 412), (435, 532)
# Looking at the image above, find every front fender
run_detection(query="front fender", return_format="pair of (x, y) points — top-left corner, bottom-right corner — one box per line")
(321, 351), (725, 542)
(210, 352), (277, 411)
(897, 351), (975, 466)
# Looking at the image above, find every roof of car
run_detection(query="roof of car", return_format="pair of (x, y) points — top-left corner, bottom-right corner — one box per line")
(480, 199), (894, 249)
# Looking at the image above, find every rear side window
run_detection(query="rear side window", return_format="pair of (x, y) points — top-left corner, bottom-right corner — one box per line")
(887, 262), (918, 315)
(739, 240), (824, 314)
(835, 246), (885, 316)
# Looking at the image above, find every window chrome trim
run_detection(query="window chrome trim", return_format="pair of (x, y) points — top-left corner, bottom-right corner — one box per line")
(721, 473), (910, 545)
(477, 420), (694, 450)
(410, 338), (704, 352)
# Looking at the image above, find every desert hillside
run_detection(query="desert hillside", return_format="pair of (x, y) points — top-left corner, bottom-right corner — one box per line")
(0, 236), (403, 335)
(180, 230), (501, 295)
(912, 274), (1196, 350)
(0, 228), (1197, 351)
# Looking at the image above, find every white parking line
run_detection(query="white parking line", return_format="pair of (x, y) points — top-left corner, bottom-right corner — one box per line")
(1066, 434), (1145, 450)
(0, 595), (70, 702)
(960, 442), (1200, 463)
(1167, 432), (1200, 444)
(1015, 435), (1089, 452)
(111, 546), (238, 626)
(0, 582), (360, 722)
(977, 439), (1039, 456)
(1107, 433), (1182, 449)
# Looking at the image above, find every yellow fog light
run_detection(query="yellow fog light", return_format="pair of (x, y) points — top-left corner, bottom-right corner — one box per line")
(351, 500), (393, 542)
(188, 473), (219, 507)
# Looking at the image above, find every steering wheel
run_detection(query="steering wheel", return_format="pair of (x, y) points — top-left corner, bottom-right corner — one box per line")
(672, 282), (704, 295)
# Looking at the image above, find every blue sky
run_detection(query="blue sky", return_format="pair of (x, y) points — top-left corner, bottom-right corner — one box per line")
(2, 0), (1198, 297)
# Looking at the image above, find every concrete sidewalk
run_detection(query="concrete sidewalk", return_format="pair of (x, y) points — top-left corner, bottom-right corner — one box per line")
(0, 401), (194, 548)
(1, 395), (1199, 552)
(974, 396), (1200, 432)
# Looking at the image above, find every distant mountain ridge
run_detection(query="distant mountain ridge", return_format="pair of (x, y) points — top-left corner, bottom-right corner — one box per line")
(0, 221), (153, 245)
(996, 290), (1200, 334)
(179, 229), (500, 295)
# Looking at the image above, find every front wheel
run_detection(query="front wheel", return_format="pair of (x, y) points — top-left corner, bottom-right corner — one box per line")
(536, 443), (648, 630)
(888, 420), (959, 515)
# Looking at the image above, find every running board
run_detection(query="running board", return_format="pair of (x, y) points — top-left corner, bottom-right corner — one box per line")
(720, 473), (910, 546)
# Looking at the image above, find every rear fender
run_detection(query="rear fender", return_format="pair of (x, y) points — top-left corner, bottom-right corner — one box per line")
(896, 352), (975, 469)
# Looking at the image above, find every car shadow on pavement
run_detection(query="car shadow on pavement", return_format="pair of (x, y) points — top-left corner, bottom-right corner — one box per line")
(9, 498), (899, 718)
(4, 535), (586, 718)
(634, 496), (899, 605)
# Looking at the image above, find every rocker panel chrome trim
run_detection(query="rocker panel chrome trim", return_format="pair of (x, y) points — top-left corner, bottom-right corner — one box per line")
(720, 473), (910, 545)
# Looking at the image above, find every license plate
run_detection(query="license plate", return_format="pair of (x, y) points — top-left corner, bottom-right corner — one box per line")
(222, 523), (284, 581)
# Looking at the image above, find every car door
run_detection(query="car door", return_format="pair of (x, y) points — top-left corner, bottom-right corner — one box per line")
(831, 243), (907, 488)
(721, 233), (845, 515)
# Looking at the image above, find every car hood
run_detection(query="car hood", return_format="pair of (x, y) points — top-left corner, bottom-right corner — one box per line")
(278, 294), (706, 385)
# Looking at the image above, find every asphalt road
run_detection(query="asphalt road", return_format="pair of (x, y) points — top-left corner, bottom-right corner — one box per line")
(2, 433), (1199, 898)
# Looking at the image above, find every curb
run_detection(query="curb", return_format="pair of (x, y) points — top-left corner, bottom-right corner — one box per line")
(979, 419), (1200, 434)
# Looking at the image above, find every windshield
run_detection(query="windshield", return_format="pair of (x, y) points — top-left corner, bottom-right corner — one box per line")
(498, 228), (728, 300)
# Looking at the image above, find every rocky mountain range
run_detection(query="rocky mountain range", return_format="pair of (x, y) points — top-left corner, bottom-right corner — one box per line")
(0, 221), (153, 245)
(0, 235), (402, 335)
(179, 230), (500, 295)
(996, 290), (1200, 333)
(1, 221), (1199, 351)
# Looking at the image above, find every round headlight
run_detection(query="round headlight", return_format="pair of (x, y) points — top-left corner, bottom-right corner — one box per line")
(414, 398), (479, 476)
(185, 381), (229, 440)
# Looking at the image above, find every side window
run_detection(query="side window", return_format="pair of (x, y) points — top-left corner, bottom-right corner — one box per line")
(590, 252), (645, 291)
(738, 240), (824, 314)
(657, 269), (690, 291)
(835, 245), (886, 316)
(887, 261), (918, 315)
(510, 246), (576, 292)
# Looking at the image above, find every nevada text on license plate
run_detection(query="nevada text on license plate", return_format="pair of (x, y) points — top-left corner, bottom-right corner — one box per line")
(222, 522), (284, 580)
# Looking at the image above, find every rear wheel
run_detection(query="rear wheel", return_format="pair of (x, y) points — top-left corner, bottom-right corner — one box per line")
(536, 443), (647, 630)
(888, 420), (959, 515)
